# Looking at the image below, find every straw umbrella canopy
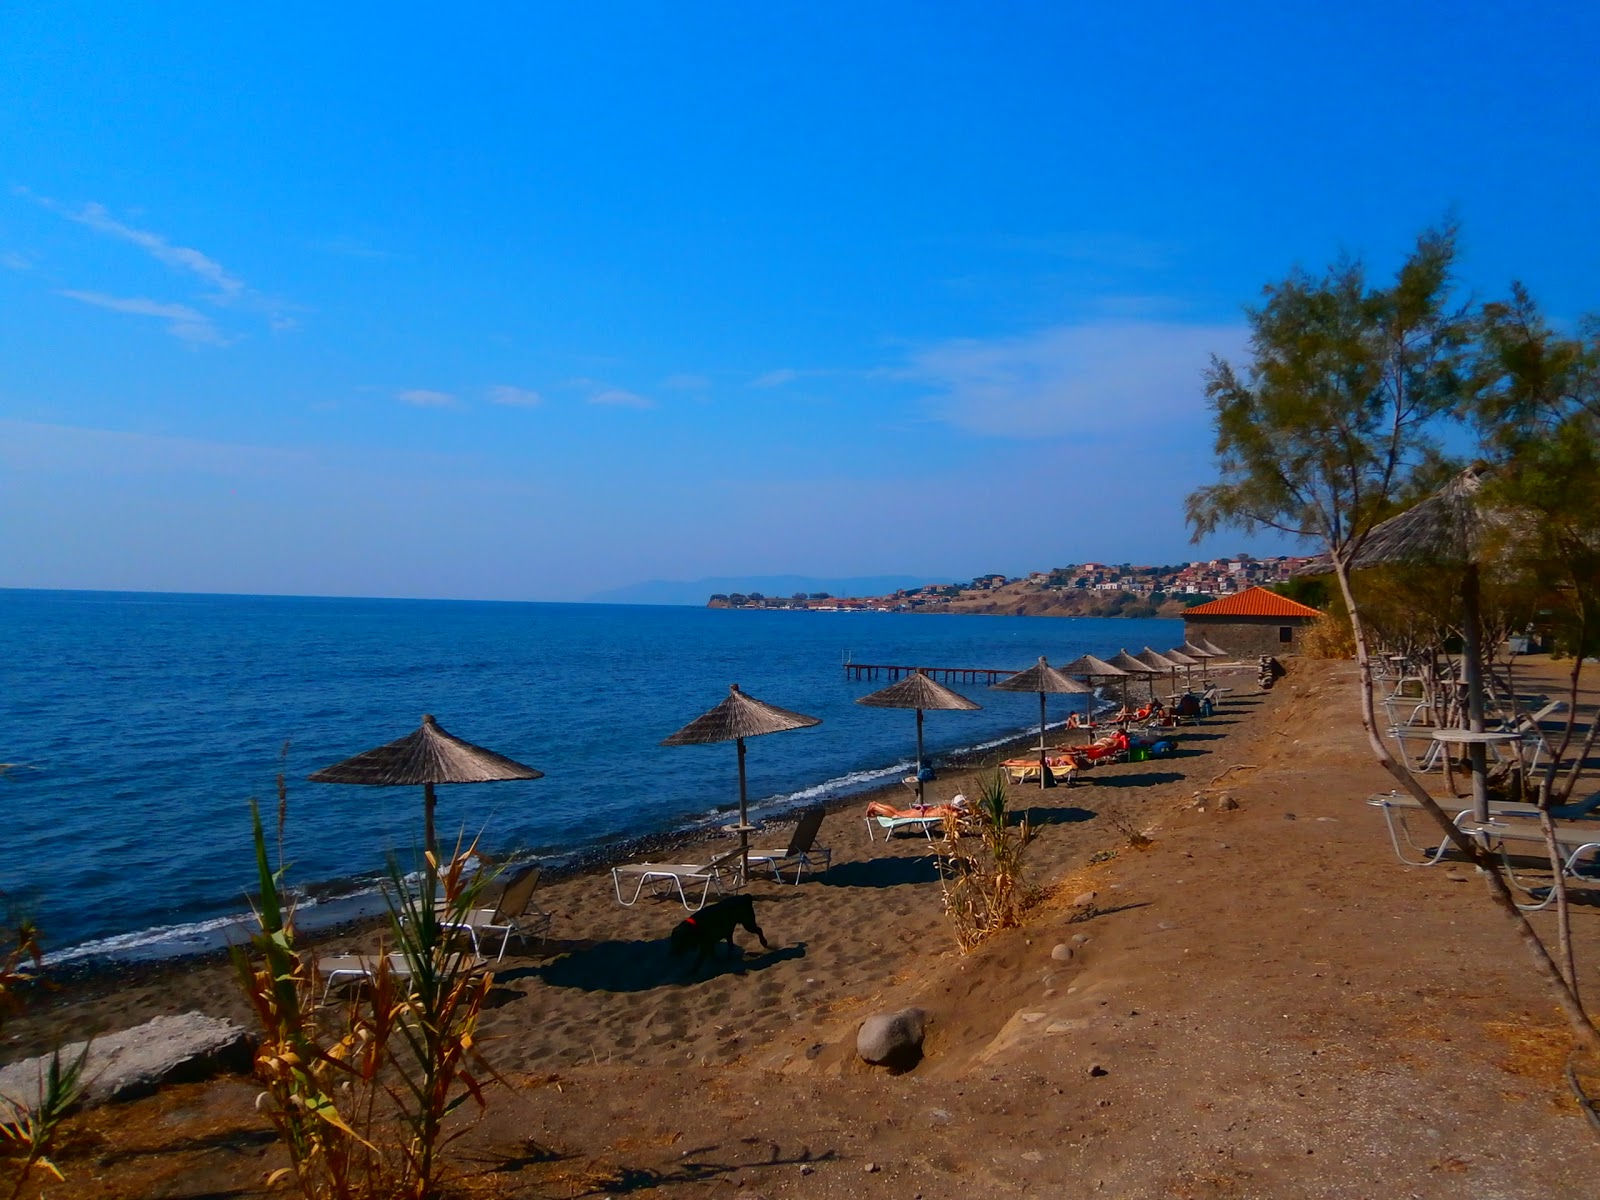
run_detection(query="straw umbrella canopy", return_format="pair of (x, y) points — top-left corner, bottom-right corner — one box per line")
(662, 684), (821, 874)
(1193, 635), (1230, 658)
(991, 657), (1094, 789)
(1059, 653), (1127, 721)
(1327, 464), (1502, 819)
(1107, 649), (1162, 704)
(308, 713), (543, 859)
(857, 671), (980, 806)
(1134, 647), (1184, 698)
(1163, 646), (1204, 689)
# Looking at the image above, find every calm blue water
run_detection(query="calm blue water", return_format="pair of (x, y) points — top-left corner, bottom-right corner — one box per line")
(0, 589), (1180, 960)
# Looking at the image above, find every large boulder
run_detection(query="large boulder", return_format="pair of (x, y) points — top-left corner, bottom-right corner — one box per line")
(0, 1012), (256, 1111)
(856, 1007), (927, 1070)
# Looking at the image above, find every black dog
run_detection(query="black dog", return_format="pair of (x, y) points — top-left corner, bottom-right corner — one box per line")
(669, 894), (769, 967)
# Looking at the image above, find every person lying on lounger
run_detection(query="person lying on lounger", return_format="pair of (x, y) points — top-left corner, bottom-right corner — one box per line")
(865, 795), (968, 821)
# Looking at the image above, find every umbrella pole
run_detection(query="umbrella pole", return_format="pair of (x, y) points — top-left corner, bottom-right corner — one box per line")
(1038, 692), (1048, 790)
(1462, 564), (1490, 823)
(424, 781), (437, 861)
(736, 736), (749, 880)
(915, 708), (926, 807)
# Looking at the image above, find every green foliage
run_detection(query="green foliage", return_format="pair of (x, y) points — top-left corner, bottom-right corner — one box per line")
(1186, 223), (1468, 559)
(939, 772), (1037, 952)
(1, 906), (88, 1198)
(235, 780), (497, 1200)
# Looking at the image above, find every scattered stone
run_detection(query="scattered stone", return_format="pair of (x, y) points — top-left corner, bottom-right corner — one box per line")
(1090, 1064), (1109, 1077)
(1051, 943), (1075, 962)
(1072, 890), (1098, 908)
(1020, 1011), (1046, 1024)
(864, 1162), (880, 1173)
(1022, 1150), (1044, 1163)
(856, 1007), (927, 1069)
(1070, 933), (1090, 946)
(1284, 812), (1297, 821)
(799, 1164), (814, 1176)
(805, 1042), (823, 1060)
(1216, 795), (1240, 812)
(0, 1012), (255, 1111)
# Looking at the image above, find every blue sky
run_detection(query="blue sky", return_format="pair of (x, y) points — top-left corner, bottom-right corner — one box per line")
(2, 2), (1596, 601)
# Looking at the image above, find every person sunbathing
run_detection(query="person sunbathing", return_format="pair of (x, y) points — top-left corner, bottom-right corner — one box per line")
(866, 795), (968, 821)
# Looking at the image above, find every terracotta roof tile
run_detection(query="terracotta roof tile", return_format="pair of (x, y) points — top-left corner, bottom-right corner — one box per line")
(1184, 586), (1322, 619)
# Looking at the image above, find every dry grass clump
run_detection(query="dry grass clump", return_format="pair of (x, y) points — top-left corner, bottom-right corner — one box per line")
(1301, 613), (1355, 659)
(939, 771), (1039, 952)
(1, 906), (88, 1197)
(235, 782), (498, 1200)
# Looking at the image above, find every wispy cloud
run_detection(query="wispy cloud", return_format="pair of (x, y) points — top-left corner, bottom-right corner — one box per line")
(22, 190), (246, 296)
(18, 187), (298, 340)
(588, 387), (655, 409)
(904, 319), (1247, 439)
(751, 368), (799, 388)
(488, 385), (543, 407)
(661, 373), (710, 391)
(397, 389), (458, 408)
(314, 236), (400, 262)
(58, 289), (228, 346)
(2, 251), (33, 271)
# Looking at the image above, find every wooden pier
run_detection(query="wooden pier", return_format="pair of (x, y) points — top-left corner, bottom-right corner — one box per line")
(844, 662), (1019, 684)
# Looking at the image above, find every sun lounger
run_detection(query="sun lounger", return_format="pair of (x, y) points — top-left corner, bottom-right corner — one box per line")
(746, 806), (832, 883)
(1458, 816), (1600, 910)
(611, 848), (744, 911)
(1366, 790), (1600, 866)
(440, 865), (552, 961)
(866, 813), (944, 841)
(313, 951), (413, 1006)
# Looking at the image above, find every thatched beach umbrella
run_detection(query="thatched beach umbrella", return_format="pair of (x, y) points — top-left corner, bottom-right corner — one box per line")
(857, 671), (981, 806)
(308, 714), (543, 858)
(1135, 647), (1184, 697)
(1107, 650), (1162, 704)
(662, 684), (821, 874)
(1059, 653), (1127, 720)
(1163, 646), (1204, 690)
(1193, 635), (1229, 659)
(992, 657), (1094, 789)
(1337, 464), (1501, 819)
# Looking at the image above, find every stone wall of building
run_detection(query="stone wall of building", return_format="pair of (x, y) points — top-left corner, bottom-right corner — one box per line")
(1185, 616), (1312, 658)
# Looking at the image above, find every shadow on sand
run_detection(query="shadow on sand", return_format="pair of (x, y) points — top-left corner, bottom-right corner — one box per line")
(511, 936), (807, 994)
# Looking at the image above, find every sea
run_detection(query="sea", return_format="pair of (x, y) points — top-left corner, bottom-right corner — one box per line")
(0, 589), (1181, 965)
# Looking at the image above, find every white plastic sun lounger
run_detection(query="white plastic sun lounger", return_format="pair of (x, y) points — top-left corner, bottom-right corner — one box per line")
(314, 952), (413, 1005)
(1458, 817), (1600, 911)
(1366, 790), (1600, 867)
(611, 849), (743, 911)
(866, 813), (944, 841)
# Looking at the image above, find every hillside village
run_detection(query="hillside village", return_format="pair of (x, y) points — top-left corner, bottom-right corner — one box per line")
(706, 554), (1318, 616)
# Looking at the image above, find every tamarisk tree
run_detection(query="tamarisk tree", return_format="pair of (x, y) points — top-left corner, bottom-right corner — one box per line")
(1185, 225), (1599, 1051)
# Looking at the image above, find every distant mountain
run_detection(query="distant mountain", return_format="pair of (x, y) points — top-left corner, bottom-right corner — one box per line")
(583, 575), (941, 606)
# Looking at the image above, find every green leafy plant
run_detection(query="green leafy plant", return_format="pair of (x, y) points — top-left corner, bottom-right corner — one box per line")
(0, 909), (89, 1198)
(939, 771), (1037, 952)
(235, 776), (497, 1200)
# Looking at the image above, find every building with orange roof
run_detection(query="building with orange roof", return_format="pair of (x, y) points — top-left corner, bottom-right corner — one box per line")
(1182, 586), (1323, 657)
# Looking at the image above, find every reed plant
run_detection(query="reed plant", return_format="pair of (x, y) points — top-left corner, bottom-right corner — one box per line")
(939, 771), (1037, 952)
(234, 779), (497, 1200)
(0, 909), (88, 1198)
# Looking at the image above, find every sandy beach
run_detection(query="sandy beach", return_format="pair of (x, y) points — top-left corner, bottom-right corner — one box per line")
(5, 656), (1598, 1198)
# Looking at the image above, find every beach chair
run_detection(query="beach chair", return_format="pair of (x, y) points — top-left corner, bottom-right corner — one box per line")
(313, 951), (413, 1006)
(746, 806), (832, 884)
(1458, 816), (1600, 910)
(1365, 790), (1600, 867)
(866, 812), (945, 840)
(440, 864), (552, 962)
(611, 848), (744, 911)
